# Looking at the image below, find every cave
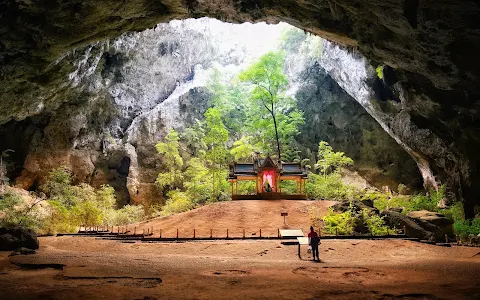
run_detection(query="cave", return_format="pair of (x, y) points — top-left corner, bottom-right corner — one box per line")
(1, 1), (480, 298)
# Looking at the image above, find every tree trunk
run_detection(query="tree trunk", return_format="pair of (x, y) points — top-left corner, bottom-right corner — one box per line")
(271, 112), (281, 161)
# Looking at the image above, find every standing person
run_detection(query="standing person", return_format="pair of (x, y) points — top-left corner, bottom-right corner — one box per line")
(308, 226), (320, 261)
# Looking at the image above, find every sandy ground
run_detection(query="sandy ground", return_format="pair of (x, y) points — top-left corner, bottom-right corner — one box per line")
(2, 200), (480, 299)
(1, 236), (480, 300)
(133, 200), (336, 238)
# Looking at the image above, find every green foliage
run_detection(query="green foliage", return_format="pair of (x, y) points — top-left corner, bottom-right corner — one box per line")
(204, 107), (229, 201)
(454, 219), (480, 240)
(407, 185), (446, 212)
(207, 68), (248, 133)
(39, 167), (146, 232)
(322, 207), (356, 235)
(280, 28), (307, 52)
(161, 190), (195, 216)
(156, 129), (184, 190)
(322, 203), (390, 236)
(111, 205), (146, 225)
(280, 27), (323, 59)
(306, 173), (359, 200)
(315, 141), (353, 177)
(71, 200), (103, 227)
(376, 65), (384, 80)
(236, 181), (256, 195)
(41, 200), (77, 235)
(181, 119), (207, 157)
(372, 194), (410, 212)
(0, 191), (41, 230)
(439, 202), (464, 223)
(42, 166), (77, 208)
(280, 180), (297, 195)
(183, 158), (212, 204)
(230, 136), (255, 161)
(95, 184), (117, 210)
(239, 51), (304, 159)
(397, 183), (408, 195)
(361, 208), (389, 235)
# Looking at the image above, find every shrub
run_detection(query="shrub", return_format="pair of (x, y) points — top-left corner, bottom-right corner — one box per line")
(322, 207), (356, 235)
(161, 190), (194, 216)
(306, 173), (359, 200)
(95, 184), (116, 210)
(71, 200), (103, 227)
(237, 181), (256, 195)
(280, 180), (297, 194)
(362, 208), (389, 235)
(397, 183), (409, 195)
(42, 167), (77, 208)
(439, 202), (464, 223)
(40, 200), (77, 235)
(373, 194), (410, 212)
(114, 205), (146, 225)
(0, 191), (43, 230)
(454, 219), (480, 240)
(407, 185), (446, 212)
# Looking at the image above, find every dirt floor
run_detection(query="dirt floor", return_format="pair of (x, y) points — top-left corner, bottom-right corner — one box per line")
(1, 236), (480, 300)
(133, 200), (336, 238)
(2, 200), (480, 299)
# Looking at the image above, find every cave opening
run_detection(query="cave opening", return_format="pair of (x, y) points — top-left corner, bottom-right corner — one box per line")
(2, 2), (480, 298)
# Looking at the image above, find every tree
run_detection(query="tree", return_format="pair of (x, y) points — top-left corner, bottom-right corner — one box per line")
(155, 129), (184, 191)
(239, 51), (303, 161)
(239, 52), (287, 160)
(42, 167), (77, 208)
(204, 108), (229, 201)
(180, 119), (207, 157)
(315, 141), (354, 177)
(183, 158), (211, 204)
(207, 68), (248, 133)
(230, 136), (255, 161)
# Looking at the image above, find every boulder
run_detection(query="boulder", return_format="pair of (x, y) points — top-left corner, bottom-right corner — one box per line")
(470, 235), (480, 245)
(380, 209), (434, 241)
(9, 247), (37, 257)
(407, 210), (454, 240)
(389, 207), (404, 214)
(0, 227), (39, 251)
(381, 209), (453, 241)
(331, 199), (379, 214)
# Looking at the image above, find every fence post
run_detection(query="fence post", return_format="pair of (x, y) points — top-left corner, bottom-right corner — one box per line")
(210, 229), (212, 238)
(260, 229), (262, 238)
(278, 228), (280, 238)
(403, 225), (406, 235)
(445, 234), (448, 243)
(243, 229), (245, 239)
(160, 229), (162, 239)
(335, 228), (338, 237)
(176, 228), (179, 239)
(194, 229), (196, 239)
(227, 229), (229, 238)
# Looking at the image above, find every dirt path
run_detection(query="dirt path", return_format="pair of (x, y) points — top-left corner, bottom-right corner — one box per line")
(134, 200), (336, 237)
(1, 236), (480, 300)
